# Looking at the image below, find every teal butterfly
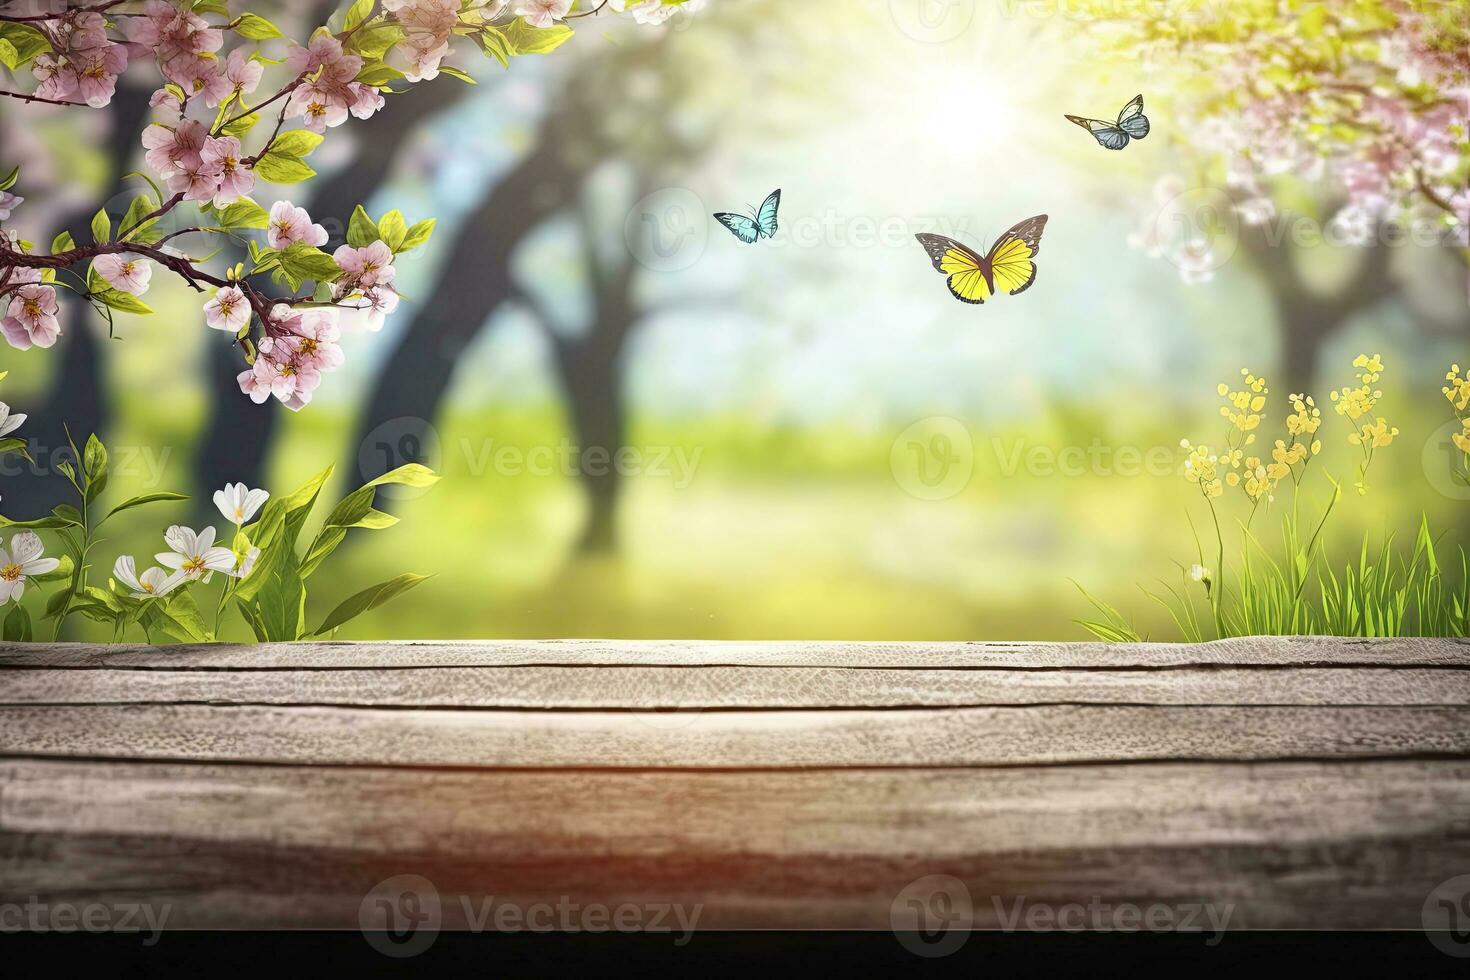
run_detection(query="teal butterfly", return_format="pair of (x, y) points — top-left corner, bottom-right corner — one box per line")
(714, 189), (781, 244)
(1065, 95), (1151, 151)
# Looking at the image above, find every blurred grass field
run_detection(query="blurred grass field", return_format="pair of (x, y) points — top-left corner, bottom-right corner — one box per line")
(10, 350), (1463, 643)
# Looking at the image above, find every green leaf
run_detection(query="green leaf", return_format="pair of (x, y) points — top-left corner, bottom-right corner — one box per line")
(503, 19), (573, 56)
(349, 23), (403, 58)
(343, 0), (375, 33)
(231, 466), (333, 603)
(300, 464), (437, 577)
(234, 12), (283, 39)
(119, 194), (163, 243)
(220, 112), (259, 138)
(216, 198), (270, 230)
(255, 540), (306, 641)
(354, 63), (404, 86)
(0, 437), (33, 464)
(95, 289), (155, 316)
(376, 209), (407, 251)
(145, 590), (212, 643)
(91, 207), (111, 244)
(50, 231), (74, 253)
(0, 23), (49, 69)
(474, 28), (512, 68)
(277, 242), (343, 285)
(0, 514), (79, 530)
(0, 166), (18, 192)
(269, 130), (324, 159)
(253, 152), (316, 184)
(400, 218), (436, 251)
(347, 205), (380, 248)
(436, 65), (477, 84)
(100, 491), (189, 527)
(82, 433), (108, 504)
(2, 603), (32, 642)
(310, 573), (430, 637)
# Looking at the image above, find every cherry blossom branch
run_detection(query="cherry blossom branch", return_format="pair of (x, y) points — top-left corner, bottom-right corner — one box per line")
(0, 0), (129, 23)
(0, 87), (89, 107)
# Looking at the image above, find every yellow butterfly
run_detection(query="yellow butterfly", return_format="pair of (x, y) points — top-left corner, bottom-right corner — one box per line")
(915, 215), (1049, 305)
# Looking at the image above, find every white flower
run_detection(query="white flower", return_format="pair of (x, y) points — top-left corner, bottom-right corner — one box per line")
(204, 285), (250, 333)
(1189, 564), (1211, 584)
(0, 401), (26, 438)
(213, 482), (269, 525)
(92, 253), (153, 296)
(513, 0), (571, 29)
(112, 555), (184, 598)
(156, 525), (238, 582)
(0, 531), (60, 603)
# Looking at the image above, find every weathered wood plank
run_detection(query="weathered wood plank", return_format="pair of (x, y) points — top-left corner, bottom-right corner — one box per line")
(3, 703), (1468, 768)
(3, 636), (1468, 670)
(4, 665), (1467, 708)
(3, 758), (1466, 928)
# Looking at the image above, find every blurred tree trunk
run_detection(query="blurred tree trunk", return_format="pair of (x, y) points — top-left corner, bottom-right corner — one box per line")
(194, 57), (474, 506)
(5, 79), (152, 520)
(1241, 231), (1400, 399)
(547, 203), (641, 553)
(349, 132), (571, 486)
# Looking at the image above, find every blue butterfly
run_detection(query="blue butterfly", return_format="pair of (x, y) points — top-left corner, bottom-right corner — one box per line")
(1065, 95), (1151, 151)
(714, 189), (781, 244)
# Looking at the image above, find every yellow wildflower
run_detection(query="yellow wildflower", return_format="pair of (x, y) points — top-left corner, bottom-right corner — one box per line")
(1453, 419), (1470, 456)
(1181, 441), (1223, 499)
(1350, 418), (1399, 449)
(1444, 364), (1470, 412)
(1220, 368), (1268, 433)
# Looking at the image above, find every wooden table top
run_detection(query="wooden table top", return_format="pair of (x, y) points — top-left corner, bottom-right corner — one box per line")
(3, 637), (1469, 934)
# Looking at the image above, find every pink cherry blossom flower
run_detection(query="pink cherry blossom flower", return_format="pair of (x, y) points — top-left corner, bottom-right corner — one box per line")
(165, 151), (223, 203)
(267, 201), (329, 250)
(32, 52), (79, 102)
(142, 118), (207, 179)
(286, 82), (350, 133)
(333, 240), (396, 289)
(204, 285), (250, 333)
(0, 192), (21, 221)
(1, 284), (62, 350)
(286, 33), (363, 86)
(384, 0), (458, 81)
(165, 54), (232, 108)
(131, 0), (221, 61)
(93, 254), (153, 295)
(221, 48), (263, 100)
(148, 86), (183, 119)
(351, 286), (400, 331)
(202, 135), (253, 206)
(348, 82), (386, 121)
(70, 42), (128, 107)
(284, 308), (344, 372)
(513, 0), (571, 30)
(610, 0), (674, 25)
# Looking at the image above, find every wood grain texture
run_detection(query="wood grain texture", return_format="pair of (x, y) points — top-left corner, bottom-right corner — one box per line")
(4, 664), (1467, 707)
(2, 638), (1469, 932)
(3, 703), (1470, 768)
(3, 635), (1468, 669)
(3, 758), (1467, 928)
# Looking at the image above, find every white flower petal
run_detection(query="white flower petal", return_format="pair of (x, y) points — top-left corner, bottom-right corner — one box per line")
(9, 530), (43, 565)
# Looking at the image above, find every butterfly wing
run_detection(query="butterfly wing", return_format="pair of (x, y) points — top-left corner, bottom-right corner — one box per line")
(982, 214), (1048, 297)
(1116, 94), (1150, 139)
(755, 189), (781, 238)
(915, 233), (993, 305)
(1065, 114), (1131, 151)
(715, 212), (762, 244)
